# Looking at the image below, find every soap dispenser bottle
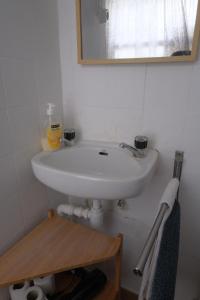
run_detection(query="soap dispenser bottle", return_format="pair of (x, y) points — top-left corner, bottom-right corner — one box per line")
(41, 103), (62, 151)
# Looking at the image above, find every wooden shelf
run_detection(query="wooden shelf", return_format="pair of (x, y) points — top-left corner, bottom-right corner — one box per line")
(0, 211), (122, 291)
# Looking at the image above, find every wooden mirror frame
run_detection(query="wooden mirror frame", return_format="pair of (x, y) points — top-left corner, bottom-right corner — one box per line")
(76, 0), (200, 65)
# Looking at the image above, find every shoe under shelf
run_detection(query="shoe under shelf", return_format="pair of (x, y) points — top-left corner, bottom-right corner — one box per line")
(55, 271), (118, 300)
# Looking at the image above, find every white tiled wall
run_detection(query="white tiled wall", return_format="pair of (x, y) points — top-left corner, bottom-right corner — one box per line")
(0, 1), (65, 298)
(58, 0), (200, 298)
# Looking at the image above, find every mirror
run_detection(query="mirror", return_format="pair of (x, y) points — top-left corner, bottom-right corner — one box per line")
(76, 0), (200, 64)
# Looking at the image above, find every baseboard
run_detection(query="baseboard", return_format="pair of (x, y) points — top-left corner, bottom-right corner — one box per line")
(121, 287), (138, 300)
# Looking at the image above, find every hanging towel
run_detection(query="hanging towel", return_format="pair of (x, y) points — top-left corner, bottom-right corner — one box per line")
(150, 200), (180, 300)
(139, 178), (180, 300)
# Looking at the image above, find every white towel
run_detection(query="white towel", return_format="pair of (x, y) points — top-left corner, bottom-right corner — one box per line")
(159, 178), (179, 210)
(139, 178), (179, 300)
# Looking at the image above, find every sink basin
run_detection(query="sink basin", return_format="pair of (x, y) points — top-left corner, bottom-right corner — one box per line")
(32, 141), (158, 200)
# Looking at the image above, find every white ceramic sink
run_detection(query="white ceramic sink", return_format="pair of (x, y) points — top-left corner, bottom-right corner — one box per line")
(32, 141), (158, 200)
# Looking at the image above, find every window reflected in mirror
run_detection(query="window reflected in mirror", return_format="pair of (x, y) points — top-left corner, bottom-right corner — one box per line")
(77, 0), (200, 63)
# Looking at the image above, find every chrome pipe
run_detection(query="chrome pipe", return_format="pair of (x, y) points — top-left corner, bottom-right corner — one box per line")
(133, 204), (168, 276)
(133, 150), (184, 276)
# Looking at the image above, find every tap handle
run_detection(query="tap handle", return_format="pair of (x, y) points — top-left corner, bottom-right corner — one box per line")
(135, 136), (148, 150)
(63, 128), (76, 141)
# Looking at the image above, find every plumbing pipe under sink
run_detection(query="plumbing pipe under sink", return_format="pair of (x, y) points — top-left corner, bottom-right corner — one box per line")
(57, 199), (104, 227)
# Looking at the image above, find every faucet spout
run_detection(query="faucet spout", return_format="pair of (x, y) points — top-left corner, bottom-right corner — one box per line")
(119, 143), (144, 158)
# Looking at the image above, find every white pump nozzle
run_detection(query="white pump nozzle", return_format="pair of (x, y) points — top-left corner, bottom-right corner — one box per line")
(47, 103), (56, 116)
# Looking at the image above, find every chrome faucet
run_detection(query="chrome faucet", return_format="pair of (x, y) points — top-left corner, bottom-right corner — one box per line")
(119, 143), (145, 158)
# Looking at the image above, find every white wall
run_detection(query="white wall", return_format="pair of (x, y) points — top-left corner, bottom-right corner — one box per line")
(0, 1), (65, 298)
(58, 0), (200, 298)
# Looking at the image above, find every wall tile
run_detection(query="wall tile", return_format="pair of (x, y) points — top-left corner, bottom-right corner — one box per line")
(35, 58), (63, 104)
(14, 146), (38, 190)
(143, 106), (185, 151)
(0, 193), (23, 255)
(47, 188), (69, 209)
(187, 63), (200, 114)
(19, 182), (48, 232)
(0, 110), (12, 158)
(69, 65), (146, 110)
(177, 113), (200, 261)
(7, 104), (40, 153)
(101, 212), (147, 292)
(182, 113), (200, 156)
(1, 59), (38, 108)
(0, 155), (18, 200)
(121, 234), (142, 293)
(0, 0), (37, 59)
(0, 69), (6, 110)
(70, 106), (143, 143)
(144, 63), (193, 113)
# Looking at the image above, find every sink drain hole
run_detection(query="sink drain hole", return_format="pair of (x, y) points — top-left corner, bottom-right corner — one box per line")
(99, 150), (108, 156)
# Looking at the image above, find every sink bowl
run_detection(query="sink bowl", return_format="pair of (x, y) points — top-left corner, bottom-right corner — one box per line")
(32, 141), (158, 200)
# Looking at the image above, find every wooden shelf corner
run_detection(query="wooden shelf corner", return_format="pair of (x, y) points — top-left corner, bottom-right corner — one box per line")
(0, 211), (122, 300)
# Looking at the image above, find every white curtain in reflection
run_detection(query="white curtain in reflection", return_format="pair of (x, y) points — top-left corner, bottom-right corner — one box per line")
(105, 0), (198, 58)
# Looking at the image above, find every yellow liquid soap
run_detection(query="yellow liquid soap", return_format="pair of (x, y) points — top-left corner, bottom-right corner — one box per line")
(47, 124), (62, 150)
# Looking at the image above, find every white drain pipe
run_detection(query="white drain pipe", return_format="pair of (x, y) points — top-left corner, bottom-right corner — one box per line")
(57, 200), (104, 227)
(90, 200), (104, 228)
(57, 204), (91, 219)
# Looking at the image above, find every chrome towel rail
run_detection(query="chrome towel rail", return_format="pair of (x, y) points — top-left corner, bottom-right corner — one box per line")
(133, 151), (184, 276)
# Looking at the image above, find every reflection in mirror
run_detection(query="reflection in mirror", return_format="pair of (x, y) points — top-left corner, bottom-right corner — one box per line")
(79, 0), (200, 62)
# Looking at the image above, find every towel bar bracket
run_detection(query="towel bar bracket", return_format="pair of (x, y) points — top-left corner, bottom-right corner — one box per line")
(173, 151), (184, 180)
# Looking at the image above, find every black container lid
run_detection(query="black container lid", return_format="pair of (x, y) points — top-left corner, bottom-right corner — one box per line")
(135, 136), (148, 150)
